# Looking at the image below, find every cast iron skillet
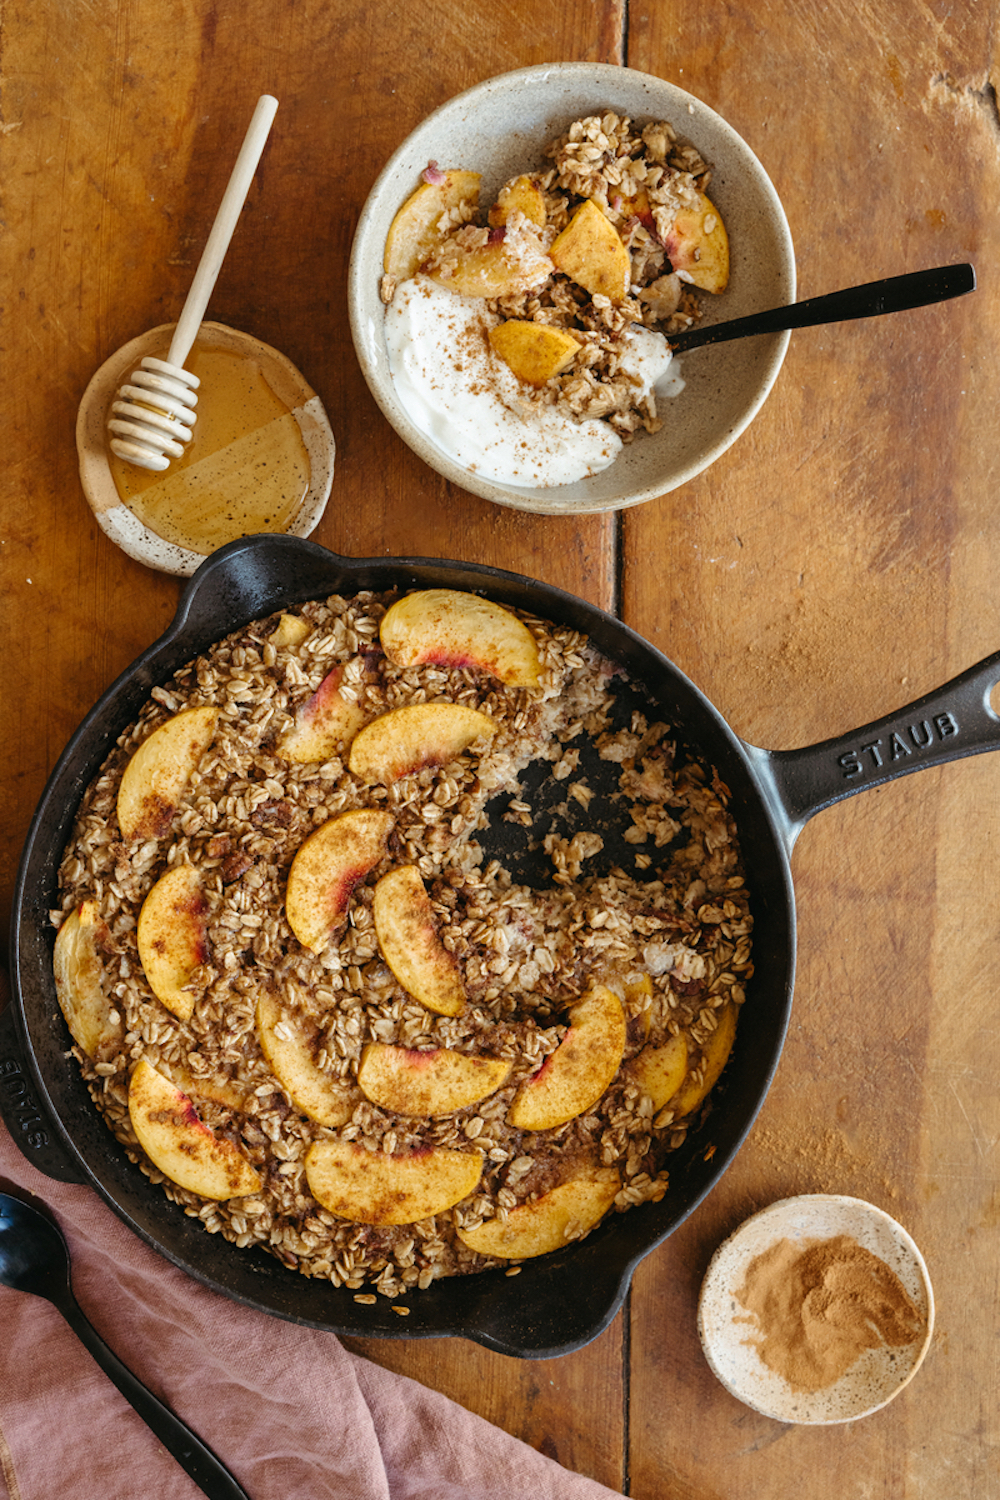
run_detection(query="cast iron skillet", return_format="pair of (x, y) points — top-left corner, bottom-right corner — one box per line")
(4, 535), (1000, 1358)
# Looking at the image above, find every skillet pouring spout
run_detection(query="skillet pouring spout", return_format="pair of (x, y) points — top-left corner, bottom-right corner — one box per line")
(745, 650), (1000, 854)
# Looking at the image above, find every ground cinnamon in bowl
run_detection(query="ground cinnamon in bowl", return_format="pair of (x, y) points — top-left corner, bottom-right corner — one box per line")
(697, 1194), (935, 1423)
(734, 1233), (925, 1392)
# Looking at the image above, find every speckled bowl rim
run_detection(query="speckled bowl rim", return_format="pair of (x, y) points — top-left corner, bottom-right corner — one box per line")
(348, 62), (795, 514)
(697, 1194), (935, 1424)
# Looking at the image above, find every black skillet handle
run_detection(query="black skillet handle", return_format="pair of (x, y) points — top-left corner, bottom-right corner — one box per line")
(0, 1003), (87, 1184)
(746, 649), (1000, 850)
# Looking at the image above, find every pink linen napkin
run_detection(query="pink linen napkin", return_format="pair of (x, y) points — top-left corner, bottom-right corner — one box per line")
(0, 1008), (624, 1499)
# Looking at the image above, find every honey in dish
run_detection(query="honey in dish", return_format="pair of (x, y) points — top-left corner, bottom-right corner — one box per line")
(107, 343), (310, 555)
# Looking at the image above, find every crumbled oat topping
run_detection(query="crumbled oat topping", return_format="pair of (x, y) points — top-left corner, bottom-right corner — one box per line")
(55, 591), (751, 1296)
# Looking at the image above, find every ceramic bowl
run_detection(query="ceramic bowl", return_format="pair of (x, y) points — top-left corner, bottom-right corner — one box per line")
(348, 62), (795, 515)
(77, 322), (335, 577)
(697, 1194), (935, 1423)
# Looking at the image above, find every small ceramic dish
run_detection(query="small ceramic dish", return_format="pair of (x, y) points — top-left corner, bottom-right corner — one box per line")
(77, 322), (335, 577)
(348, 61), (795, 515)
(697, 1194), (934, 1423)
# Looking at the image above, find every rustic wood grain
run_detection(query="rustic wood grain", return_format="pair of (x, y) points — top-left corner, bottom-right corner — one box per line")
(2, 0), (998, 1495)
(622, 5), (1000, 1499)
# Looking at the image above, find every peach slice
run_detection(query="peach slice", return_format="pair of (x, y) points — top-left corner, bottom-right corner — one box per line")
(285, 807), (394, 954)
(550, 199), (631, 303)
(269, 613), (311, 650)
(348, 702), (497, 785)
(170, 1066), (246, 1114)
(357, 1042), (511, 1116)
(127, 1058), (261, 1200)
(384, 168), (481, 282)
(625, 972), (654, 1015)
(52, 900), (123, 1059)
(488, 320), (580, 387)
(630, 1032), (688, 1112)
(136, 863), (208, 1022)
(628, 186), (657, 234)
(624, 974), (654, 1049)
(304, 1138), (484, 1225)
(425, 234), (553, 300)
(660, 1001), (738, 1122)
(277, 663), (367, 763)
(372, 865), (467, 1016)
(117, 706), (219, 842)
(488, 174), (547, 228)
(455, 1166), (620, 1259)
(508, 983), (626, 1131)
(380, 588), (541, 688)
(663, 192), (729, 294)
(255, 990), (354, 1127)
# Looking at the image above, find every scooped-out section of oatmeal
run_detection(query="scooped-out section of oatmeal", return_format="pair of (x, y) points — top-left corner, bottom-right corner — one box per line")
(380, 112), (729, 488)
(53, 586), (752, 1300)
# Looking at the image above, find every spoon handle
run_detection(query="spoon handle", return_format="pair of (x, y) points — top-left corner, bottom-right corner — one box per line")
(667, 262), (976, 352)
(55, 1290), (251, 1500)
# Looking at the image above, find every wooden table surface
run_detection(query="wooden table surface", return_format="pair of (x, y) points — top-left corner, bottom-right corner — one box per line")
(2, 2), (998, 1496)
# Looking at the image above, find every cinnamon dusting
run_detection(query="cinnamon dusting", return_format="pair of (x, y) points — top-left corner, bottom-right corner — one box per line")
(735, 1233), (924, 1392)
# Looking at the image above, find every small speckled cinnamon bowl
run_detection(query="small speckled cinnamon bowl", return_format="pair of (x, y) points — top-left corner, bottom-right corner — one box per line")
(348, 62), (794, 515)
(697, 1195), (935, 1424)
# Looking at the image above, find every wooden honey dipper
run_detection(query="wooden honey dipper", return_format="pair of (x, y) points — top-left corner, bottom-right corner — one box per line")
(107, 94), (279, 472)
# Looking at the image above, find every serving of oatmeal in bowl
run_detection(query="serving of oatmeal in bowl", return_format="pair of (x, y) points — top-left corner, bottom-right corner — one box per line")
(349, 63), (795, 514)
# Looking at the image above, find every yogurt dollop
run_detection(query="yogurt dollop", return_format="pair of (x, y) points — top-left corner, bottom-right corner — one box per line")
(385, 277), (675, 488)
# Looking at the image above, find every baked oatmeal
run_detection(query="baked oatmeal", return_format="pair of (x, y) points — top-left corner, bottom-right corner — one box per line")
(52, 588), (752, 1297)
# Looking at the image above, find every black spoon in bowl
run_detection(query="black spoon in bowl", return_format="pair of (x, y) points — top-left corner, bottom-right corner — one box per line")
(0, 1191), (251, 1500)
(667, 262), (975, 351)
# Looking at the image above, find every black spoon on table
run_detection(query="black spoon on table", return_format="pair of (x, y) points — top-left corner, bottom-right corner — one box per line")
(0, 1191), (251, 1500)
(666, 262), (976, 352)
